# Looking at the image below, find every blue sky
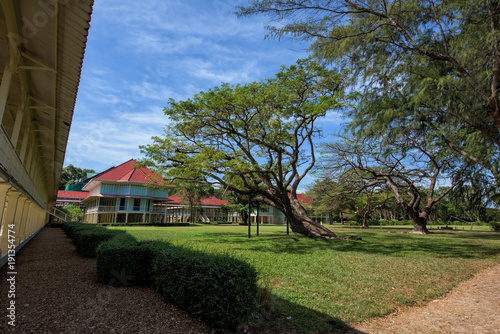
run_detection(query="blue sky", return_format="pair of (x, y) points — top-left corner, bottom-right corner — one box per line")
(64, 0), (344, 187)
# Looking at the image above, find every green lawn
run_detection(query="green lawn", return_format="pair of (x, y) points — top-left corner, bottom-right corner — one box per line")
(330, 223), (495, 232)
(108, 224), (500, 333)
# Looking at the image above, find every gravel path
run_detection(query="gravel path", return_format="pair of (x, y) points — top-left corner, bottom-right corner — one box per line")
(1, 226), (498, 334)
(0, 227), (209, 334)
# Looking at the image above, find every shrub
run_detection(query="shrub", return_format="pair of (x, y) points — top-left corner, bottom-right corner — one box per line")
(61, 222), (123, 257)
(153, 244), (258, 331)
(72, 228), (121, 257)
(63, 222), (259, 331)
(490, 222), (500, 232)
(61, 204), (85, 221)
(61, 222), (94, 240)
(96, 235), (161, 286)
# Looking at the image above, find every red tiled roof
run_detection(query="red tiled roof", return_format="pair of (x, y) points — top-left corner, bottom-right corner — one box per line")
(168, 193), (228, 206)
(200, 196), (228, 205)
(295, 193), (313, 205)
(57, 190), (89, 199)
(93, 159), (163, 185)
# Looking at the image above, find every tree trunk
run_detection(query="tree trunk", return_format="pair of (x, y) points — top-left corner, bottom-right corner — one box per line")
(410, 216), (430, 234)
(288, 196), (361, 240)
(241, 210), (249, 225)
(189, 203), (196, 223)
(361, 214), (369, 229)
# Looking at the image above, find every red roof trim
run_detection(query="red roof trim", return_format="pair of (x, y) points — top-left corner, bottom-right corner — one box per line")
(168, 193), (228, 206)
(57, 191), (89, 199)
(295, 193), (313, 205)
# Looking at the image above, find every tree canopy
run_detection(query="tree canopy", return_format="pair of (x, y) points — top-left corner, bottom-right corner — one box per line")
(59, 164), (96, 190)
(139, 59), (357, 238)
(239, 0), (500, 185)
(320, 129), (469, 233)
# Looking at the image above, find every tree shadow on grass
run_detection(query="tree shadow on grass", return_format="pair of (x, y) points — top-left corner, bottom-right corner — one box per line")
(199, 231), (500, 259)
(251, 294), (367, 334)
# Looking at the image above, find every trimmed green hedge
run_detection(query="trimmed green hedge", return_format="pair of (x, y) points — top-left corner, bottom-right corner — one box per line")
(62, 222), (124, 257)
(72, 229), (121, 257)
(96, 235), (161, 287)
(153, 245), (257, 332)
(96, 222), (190, 227)
(62, 222), (258, 331)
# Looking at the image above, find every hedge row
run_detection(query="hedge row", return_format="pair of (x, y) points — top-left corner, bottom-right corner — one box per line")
(198, 221), (233, 225)
(60, 222), (258, 332)
(96, 222), (190, 227)
(96, 235), (160, 287)
(152, 245), (257, 331)
(61, 222), (124, 257)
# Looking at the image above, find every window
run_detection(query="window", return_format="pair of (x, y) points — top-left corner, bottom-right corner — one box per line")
(134, 198), (140, 211)
(119, 198), (125, 211)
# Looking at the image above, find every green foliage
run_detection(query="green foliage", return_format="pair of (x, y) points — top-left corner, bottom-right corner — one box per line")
(61, 222), (124, 257)
(61, 205), (85, 222)
(59, 164), (95, 190)
(139, 58), (345, 238)
(96, 222), (190, 227)
(61, 221), (93, 240)
(117, 224), (500, 333)
(490, 222), (500, 232)
(96, 235), (161, 286)
(64, 222), (258, 332)
(198, 220), (228, 225)
(71, 229), (121, 257)
(320, 134), (465, 232)
(153, 245), (258, 332)
(240, 0), (500, 186)
(305, 177), (354, 217)
(378, 219), (413, 226)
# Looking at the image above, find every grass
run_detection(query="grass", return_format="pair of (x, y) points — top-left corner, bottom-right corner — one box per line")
(107, 224), (500, 333)
(332, 223), (495, 232)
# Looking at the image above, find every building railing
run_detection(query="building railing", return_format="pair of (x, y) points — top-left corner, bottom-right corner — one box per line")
(85, 206), (168, 214)
(48, 206), (71, 222)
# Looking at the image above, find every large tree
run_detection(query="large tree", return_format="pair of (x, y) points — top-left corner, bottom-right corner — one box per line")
(321, 130), (468, 233)
(174, 181), (214, 223)
(305, 177), (353, 224)
(139, 59), (355, 239)
(346, 184), (394, 229)
(449, 169), (499, 221)
(306, 176), (393, 227)
(59, 164), (95, 190)
(239, 0), (500, 185)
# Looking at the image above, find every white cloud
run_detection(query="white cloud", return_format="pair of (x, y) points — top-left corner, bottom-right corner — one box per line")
(322, 111), (345, 124)
(65, 106), (169, 171)
(184, 58), (254, 84)
(125, 31), (205, 55)
(66, 0), (314, 177)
